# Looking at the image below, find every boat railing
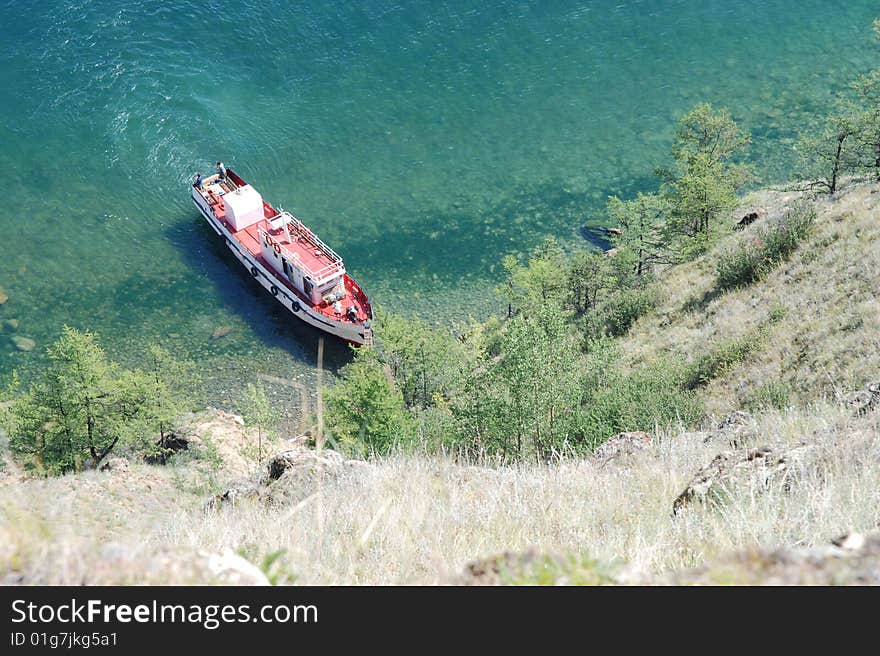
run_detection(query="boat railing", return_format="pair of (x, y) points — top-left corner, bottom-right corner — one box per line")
(259, 213), (345, 283)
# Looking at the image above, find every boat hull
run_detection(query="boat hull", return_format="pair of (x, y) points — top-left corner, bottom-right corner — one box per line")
(192, 190), (370, 345)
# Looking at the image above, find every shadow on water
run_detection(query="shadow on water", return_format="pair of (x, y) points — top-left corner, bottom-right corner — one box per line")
(164, 215), (354, 374)
(339, 174), (659, 287)
(158, 171), (662, 386)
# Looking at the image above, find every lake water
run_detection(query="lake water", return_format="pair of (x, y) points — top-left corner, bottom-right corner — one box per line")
(1, 0), (877, 407)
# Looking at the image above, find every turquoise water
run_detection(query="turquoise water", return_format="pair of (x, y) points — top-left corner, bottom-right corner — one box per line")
(1, 0), (877, 404)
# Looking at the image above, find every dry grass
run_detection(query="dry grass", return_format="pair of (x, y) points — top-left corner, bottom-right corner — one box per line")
(621, 182), (880, 415)
(2, 403), (878, 584)
(3, 186), (880, 584)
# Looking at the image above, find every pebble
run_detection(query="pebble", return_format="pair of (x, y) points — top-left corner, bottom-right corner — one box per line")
(11, 335), (35, 352)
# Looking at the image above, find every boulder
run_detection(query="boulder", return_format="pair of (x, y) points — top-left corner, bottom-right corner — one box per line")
(0, 289), (7, 305)
(843, 381), (880, 415)
(592, 432), (653, 465)
(664, 532), (880, 585)
(266, 447), (344, 482)
(207, 445), (355, 510)
(99, 457), (130, 474)
(145, 548), (270, 585)
(211, 325), (233, 340)
(844, 390), (875, 415)
(10, 336), (35, 352)
(460, 550), (611, 585)
(701, 410), (755, 447)
(204, 480), (262, 511)
(203, 550), (270, 585)
(87, 545), (270, 585)
(177, 409), (258, 478)
(673, 443), (816, 515)
(2, 319), (18, 332)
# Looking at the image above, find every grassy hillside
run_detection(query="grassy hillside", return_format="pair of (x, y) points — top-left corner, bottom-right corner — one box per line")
(3, 183), (880, 585)
(620, 182), (880, 415)
(2, 400), (879, 584)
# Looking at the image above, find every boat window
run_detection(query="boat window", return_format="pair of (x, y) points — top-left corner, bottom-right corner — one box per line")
(282, 258), (291, 278)
(303, 278), (313, 296)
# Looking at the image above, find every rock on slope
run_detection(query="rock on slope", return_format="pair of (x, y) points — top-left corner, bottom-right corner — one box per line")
(662, 532), (880, 585)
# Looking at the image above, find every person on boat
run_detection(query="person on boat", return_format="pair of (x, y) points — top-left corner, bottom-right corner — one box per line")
(194, 172), (203, 189)
(216, 161), (227, 181)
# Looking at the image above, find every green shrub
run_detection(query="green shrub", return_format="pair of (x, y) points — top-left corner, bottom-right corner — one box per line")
(497, 554), (614, 586)
(768, 304), (787, 324)
(683, 331), (766, 390)
(412, 404), (459, 454)
(744, 381), (793, 411)
(716, 201), (816, 290)
(580, 357), (703, 447)
(585, 286), (658, 340)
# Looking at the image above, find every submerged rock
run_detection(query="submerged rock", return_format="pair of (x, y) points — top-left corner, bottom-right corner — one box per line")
(211, 325), (233, 340)
(0, 289), (7, 305)
(11, 336), (35, 352)
(2, 319), (17, 332)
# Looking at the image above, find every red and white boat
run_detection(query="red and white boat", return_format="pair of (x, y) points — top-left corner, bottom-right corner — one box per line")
(192, 168), (373, 346)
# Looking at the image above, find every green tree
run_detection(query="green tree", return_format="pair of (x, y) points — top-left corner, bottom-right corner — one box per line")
(242, 382), (279, 468)
(143, 343), (199, 463)
(497, 238), (568, 316)
(373, 309), (471, 410)
(671, 103), (751, 166)
(324, 348), (413, 456)
(660, 103), (751, 252)
(565, 250), (615, 319)
(606, 192), (670, 276)
(853, 70), (880, 181)
(453, 301), (583, 462)
(5, 327), (154, 474)
(796, 110), (861, 194)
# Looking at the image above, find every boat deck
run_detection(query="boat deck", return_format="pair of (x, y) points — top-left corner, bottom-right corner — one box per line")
(197, 174), (370, 325)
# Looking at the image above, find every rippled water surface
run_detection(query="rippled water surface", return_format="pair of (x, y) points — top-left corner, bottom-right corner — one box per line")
(1, 0), (877, 402)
